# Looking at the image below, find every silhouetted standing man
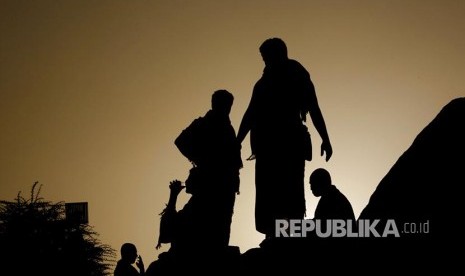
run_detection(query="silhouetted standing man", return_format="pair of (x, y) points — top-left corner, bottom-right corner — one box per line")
(175, 89), (243, 249)
(237, 38), (333, 238)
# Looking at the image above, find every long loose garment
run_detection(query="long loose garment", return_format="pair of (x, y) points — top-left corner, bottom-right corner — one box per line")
(240, 59), (316, 235)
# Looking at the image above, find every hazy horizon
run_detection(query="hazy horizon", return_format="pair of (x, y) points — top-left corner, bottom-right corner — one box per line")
(1, 0), (463, 264)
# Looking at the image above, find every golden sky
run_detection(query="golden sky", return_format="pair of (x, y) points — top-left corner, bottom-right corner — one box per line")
(1, 0), (464, 263)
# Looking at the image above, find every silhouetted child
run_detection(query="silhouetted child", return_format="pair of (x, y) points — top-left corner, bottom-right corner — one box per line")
(114, 243), (145, 276)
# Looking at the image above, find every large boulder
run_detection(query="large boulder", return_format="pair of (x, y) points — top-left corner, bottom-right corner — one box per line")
(359, 97), (465, 240)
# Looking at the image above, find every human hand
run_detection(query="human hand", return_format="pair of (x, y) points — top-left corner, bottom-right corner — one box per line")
(169, 180), (185, 195)
(246, 154), (256, 161)
(136, 255), (144, 271)
(321, 140), (333, 161)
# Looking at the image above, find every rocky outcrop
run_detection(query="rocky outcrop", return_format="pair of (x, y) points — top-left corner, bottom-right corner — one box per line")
(359, 97), (465, 241)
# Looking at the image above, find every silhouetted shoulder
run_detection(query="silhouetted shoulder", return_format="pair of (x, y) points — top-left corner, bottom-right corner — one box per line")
(287, 59), (309, 74)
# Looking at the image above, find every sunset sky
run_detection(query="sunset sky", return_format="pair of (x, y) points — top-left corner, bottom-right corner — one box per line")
(1, 0), (463, 264)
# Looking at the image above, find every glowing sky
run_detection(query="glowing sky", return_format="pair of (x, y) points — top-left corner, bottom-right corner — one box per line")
(1, 0), (464, 264)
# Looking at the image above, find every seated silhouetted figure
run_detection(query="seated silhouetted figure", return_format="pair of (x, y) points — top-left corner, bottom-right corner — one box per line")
(310, 168), (355, 222)
(289, 168), (357, 257)
(114, 243), (145, 276)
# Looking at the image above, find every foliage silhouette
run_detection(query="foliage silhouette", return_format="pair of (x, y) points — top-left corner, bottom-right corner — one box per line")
(0, 182), (115, 276)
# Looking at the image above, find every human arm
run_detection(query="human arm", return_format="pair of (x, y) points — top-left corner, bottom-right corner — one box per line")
(237, 84), (260, 161)
(306, 79), (333, 161)
(237, 105), (258, 161)
(175, 118), (204, 166)
(156, 180), (184, 250)
(136, 255), (145, 275)
(166, 180), (185, 211)
(237, 106), (253, 145)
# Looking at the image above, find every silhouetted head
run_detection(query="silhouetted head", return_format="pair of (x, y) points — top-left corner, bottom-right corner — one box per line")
(212, 89), (234, 116)
(309, 168), (332, 197)
(120, 243), (138, 264)
(259, 38), (288, 67)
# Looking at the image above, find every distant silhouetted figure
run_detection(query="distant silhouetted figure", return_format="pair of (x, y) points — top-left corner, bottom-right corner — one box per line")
(310, 168), (355, 221)
(114, 243), (145, 276)
(173, 89), (243, 249)
(237, 38), (333, 237)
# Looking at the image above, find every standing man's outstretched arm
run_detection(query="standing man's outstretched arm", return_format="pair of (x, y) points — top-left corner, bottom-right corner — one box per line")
(237, 106), (255, 160)
(238, 86), (259, 144)
(237, 87), (259, 160)
(307, 80), (333, 161)
(237, 107), (252, 145)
